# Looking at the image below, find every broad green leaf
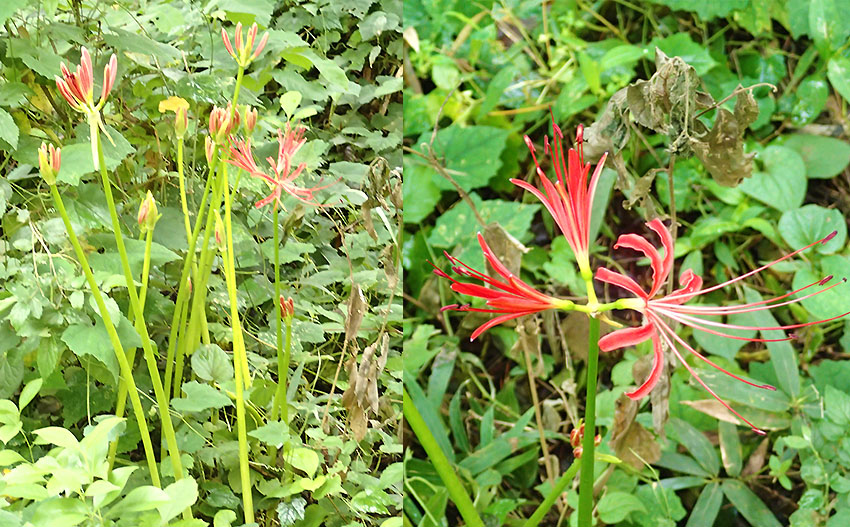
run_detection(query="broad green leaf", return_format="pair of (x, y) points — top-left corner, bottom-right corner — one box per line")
(0, 0), (27, 26)
(108, 485), (170, 515)
(191, 344), (234, 383)
(102, 28), (181, 64)
(692, 310), (756, 361)
(159, 477), (199, 523)
(782, 133), (850, 179)
(413, 126), (510, 192)
(809, 0), (850, 54)
(645, 0), (746, 20)
(29, 497), (89, 527)
(56, 125), (135, 186)
(718, 421), (742, 477)
(597, 491), (646, 523)
(792, 255), (850, 320)
(219, 0), (274, 26)
(61, 317), (142, 385)
(0, 108), (19, 150)
(0, 449), (25, 466)
(214, 510), (237, 527)
(288, 447), (319, 478)
(739, 145), (806, 212)
(825, 385), (850, 426)
(33, 426), (79, 449)
(787, 76), (827, 126)
(668, 418), (720, 476)
(248, 421), (290, 448)
(650, 33), (717, 75)
(686, 482), (723, 527)
(478, 65), (517, 117)
(171, 381), (232, 413)
(401, 156), (441, 224)
(0, 352), (24, 400)
(778, 204), (846, 254)
(19, 378), (42, 412)
(828, 56), (850, 103)
(721, 480), (782, 527)
(280, 91), (302, 118)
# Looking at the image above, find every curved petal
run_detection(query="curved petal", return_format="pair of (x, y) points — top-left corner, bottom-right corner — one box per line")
(470, 311), (536, 341)
(599, 323), (654, 352)
(663, 269), (703, 305)
(595, 267), (648, 300)
(614, 233), (665, 298)
(625, 334), (664, 400)
(477, 233), (512, 280)
(646, 219), (674, 296)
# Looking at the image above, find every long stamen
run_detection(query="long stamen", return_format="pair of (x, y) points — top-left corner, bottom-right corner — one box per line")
(649, 313), (767, 434)
(651, 307), (797, 343)
(663, 231), (837, 303)
(653, 276), (831, 312)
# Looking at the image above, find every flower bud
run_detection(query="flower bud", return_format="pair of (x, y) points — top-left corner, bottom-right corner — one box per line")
(244, 106), (258, 135)
(138, 190), (159, 233)
(205, 135), (215, 164)
(38, 142), (61, 185)
(573, 446), (583, 458)
(174, 106), (188, 139)
(214, 210), (226, 252)
(279, 295), (294, 319)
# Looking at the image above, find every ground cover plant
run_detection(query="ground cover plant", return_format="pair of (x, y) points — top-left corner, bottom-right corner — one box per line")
(0, 0), (402, 526)
(403, 1), (850, 526)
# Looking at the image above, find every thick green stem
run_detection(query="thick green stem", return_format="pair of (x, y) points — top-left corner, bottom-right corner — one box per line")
(270, 204), (287, 422)
(522, 459), (580, 527)
(403, 387), (484, 527)
(221, 163), (254, 523)
(49, 184), (160, 488)
(93, 130), (187, 500)
(577, 317), (600, 527)
(107, 227), (153, 473)
(167, 153), (219, 400)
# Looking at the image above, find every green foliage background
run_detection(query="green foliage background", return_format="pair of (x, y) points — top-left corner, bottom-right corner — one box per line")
(403, 1), (850, 526)
(0, 0), (402, 525)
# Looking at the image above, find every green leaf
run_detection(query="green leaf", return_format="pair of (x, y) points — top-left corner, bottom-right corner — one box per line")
(828, 56), (850, 103)
(214, 510), (237, 527)
(401, 156), (442, 224)
(61, 316), (141, 385)
(597, 491), (646, 523)
(650, 33), (717, 75)
(825, 385), (850, 426)
(0, 108), (19, 150)
(739, 145), (807, 212)
(668, 418), (720, 476)
(191, 344), (234, 383)
(792, 255), (850, 320)
(0, 352), (24, 400)
(0, 0), (27, 26)
(779, 204), (847, 254)
(29, 497), (89, 527)
(413, 126), (510, 192)
(788, 76), (827, 126)
(288, 447), (320, 478)
(108, 485), (171, 515)
(741, 288), (800, 397)
(782, 134), (850, 179)
(219, 0), (274, 26)
(19, 378), (43, 412)
(718, 421), (742, 477)
(0, 449), (25, 466)
(721, 480), (782, 527)
(692, 310), (756, 361)
(248, 421), (290, 448)
(686, 482), (723, 527)
(33, 426), (79, 449)
(56, 125), (135, 186)
(102, 28), (181, 65)
(478, 65), (517, 118)
(171, 381), (232, 413)
(158, 477), (198, 523)
(809, 0), (850, 54)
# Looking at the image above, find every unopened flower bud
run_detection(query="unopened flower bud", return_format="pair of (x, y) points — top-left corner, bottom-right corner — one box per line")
(573, 446), (583, 458)
(244, 106), (258, 135)
(214, 210), (226, 252)
(174, 106), (188, 139)
(205, 135), (215, 164)
(138, 190), (159, 233)
(570, 428), (581, 448)
(38, 142), (61, 185)
(279, 295), (294, 319)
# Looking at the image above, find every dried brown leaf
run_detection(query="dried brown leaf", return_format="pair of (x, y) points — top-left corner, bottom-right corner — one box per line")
(345, 284), (367, 344)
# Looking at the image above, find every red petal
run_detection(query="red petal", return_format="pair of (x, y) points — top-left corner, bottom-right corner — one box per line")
(598, 323), (654, 352)
(625, 334), (663, 400)
(614, 233), (665, 298)
(595, 267), (648, 300)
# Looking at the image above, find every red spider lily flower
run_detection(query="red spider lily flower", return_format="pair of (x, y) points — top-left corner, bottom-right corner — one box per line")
(227, 126), (334, 209)
(55, 47), (117, 114)
(221, 22), (269, 67)
(209, 104), (240, 144)
(433, 233), (572, 341)
(511, 114), (608, 276)
(279, 296), (295, 319)
(595, 219), (848, 434)
(38, 143), (61, 185)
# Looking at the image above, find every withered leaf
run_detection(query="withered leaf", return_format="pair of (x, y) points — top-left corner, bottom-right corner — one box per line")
(610, 394), (661, 469)
(342, 334), (389, 441)
(483, 222), (527, 276)
(345, 284), (367, 344)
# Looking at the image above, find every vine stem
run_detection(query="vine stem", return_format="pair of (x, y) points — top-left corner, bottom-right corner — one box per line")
(402, 387), (484, 527)
(577, 316), (600, 526)
(270, 202), (287, 421)
(93, 127), (188, 518)
(220, 162), (254, 523)
(49, 184), (161, 488)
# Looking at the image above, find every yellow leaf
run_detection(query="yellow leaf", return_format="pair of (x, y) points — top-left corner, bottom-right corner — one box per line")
(158, 96), (189, 114)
